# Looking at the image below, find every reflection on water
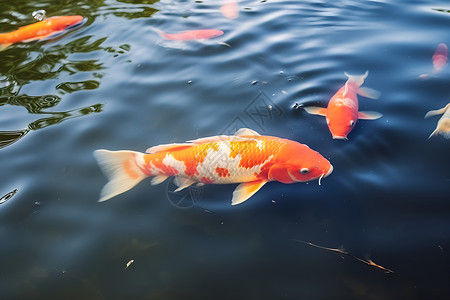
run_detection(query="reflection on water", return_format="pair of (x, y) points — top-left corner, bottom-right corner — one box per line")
(0, 8), (132, 149)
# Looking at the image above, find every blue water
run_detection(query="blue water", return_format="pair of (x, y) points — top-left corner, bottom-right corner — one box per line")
(1, 0), (449, 298)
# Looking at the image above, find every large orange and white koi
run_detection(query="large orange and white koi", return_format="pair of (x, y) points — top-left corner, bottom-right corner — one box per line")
(304, 71), (382, 140)
(0, 15), (84, 50)
(425, 102), (450, 139)
(94, 128), (333, 205)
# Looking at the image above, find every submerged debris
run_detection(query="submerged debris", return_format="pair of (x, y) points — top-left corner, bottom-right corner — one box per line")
(293, 239), (394, 274)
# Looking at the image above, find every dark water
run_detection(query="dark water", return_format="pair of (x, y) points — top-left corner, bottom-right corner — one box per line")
(1, 0), (449, 299)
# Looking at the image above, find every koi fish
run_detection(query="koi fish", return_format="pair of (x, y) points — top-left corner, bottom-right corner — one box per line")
(93, 128), (333, 205)
(419, 43), (448, 79)
(432, 43), (448, 74)
(424, 102), (450, 139)
(304, 71), (382, 140)
(0, 15), (84, 50)
(221, 0), (239, 19)
(155, 29), (224, 41)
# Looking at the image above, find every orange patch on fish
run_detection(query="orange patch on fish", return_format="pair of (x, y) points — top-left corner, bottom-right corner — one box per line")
(0, 15), (84, 50)
(123, 159), (140, 180)
(159, 29), (224, 41)
(215, 167), (230, 177)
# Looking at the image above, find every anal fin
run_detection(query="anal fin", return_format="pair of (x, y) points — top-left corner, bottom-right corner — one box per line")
(151, 175), (169, 185)
(173, 176), (197, 192)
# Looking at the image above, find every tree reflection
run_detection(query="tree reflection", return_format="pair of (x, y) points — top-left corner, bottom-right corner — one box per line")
(0, 0), (162, 149)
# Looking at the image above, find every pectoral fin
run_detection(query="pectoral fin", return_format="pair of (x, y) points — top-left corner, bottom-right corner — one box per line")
(304, 106), (327, 116)
(424, 104), (450, 119)
(231, 180), (267, 205)
(0, 43), (12, 51)
(358, 111), (383, 120)
(358, 87), (380, 99)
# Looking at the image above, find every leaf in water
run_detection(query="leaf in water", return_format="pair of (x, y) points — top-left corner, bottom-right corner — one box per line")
(0, 129), (29, 149)
(0, 188), (18, 204)
(56, 80), (100, 93)
(125, 259), (134, 269)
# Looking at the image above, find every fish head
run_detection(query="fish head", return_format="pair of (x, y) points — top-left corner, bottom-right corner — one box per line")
(48, 15), (84, 31)
(326, 104), (357, 140)
(268, 142), (333, 184)
(208, 29), (224, 38)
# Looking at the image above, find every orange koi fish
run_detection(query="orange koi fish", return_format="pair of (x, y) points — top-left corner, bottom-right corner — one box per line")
(304, 71), (382, 140)
(221, 0), (239, 19)
(432, 43), (448, 74)
(0, 15), (84, 50)
(419, 43), (448, 79)
(156, 29), (224, 41)
(94, 128), (333, 205)
(425, 102), (450, 139)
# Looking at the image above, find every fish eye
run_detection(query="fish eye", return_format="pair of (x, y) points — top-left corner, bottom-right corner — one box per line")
(349, 120), (354, 126)
(300, 168), (310, 174)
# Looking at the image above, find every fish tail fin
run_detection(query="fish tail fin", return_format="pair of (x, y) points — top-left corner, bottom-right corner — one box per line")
(93, 149), (147, 202)
(151, 27), (166, 38)
(344, 70), (369, 87)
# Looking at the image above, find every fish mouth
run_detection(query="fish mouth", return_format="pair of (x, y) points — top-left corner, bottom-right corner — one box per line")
(332, 135), (348, 140)
(318, 165), (333, 186)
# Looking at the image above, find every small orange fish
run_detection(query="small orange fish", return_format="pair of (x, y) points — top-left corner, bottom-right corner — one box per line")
(304, 71), (382, 140)
(221, 0), (239, 19)
(156, 29), (224, 41)
(0, 15), (84, 50)
(94, 128), (333, 205)
(419, 43), (448, 79)
(424, 102), (450, 139)
(432, 43), (448, 74)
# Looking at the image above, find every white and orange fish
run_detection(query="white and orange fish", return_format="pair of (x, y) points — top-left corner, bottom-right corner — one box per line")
(94, 128), (333, 205)
(0, 15), (84, 50)
(304, 71), (382, 140)
(419, 43), (448, 79)
(155, 29), (224, 41)
(424, 102), (450, 139)
(220, 0), (239, 19)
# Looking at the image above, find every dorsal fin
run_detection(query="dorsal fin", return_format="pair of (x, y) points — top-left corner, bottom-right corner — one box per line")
(145, 143), (193, 154)
(234, 128), (260, 136)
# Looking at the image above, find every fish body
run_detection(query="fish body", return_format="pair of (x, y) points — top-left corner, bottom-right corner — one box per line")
(158, 29), (224, 41)
(94, 128), (333, 205)
(0, 15), (84, 49)
(304, 71), (382, 140)
(425, 103), (450, 139)
(221, 0), (239, 19)
(432, 43), (448, 74)
(419, 43), (448, 79)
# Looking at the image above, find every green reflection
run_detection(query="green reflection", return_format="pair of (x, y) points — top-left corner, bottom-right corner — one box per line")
(0, 102), (103, 149)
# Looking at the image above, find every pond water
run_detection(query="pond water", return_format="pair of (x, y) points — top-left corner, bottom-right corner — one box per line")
(0, 0), (449, 299)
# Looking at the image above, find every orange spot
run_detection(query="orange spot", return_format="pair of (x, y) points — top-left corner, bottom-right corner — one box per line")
(144, 154), (179, 176)
(215, 167), (230, 177)
(229, 138), (274, 169)
(123, 160), (139, 180)
(144, 142), (219, 177)
(200, 176), (214, 184)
